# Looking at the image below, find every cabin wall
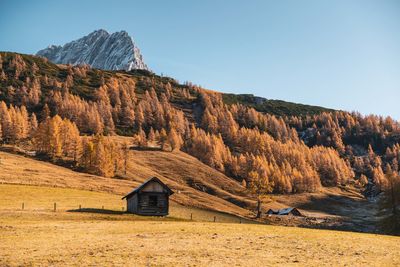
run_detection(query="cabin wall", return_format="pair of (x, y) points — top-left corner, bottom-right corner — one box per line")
(137, 192), (169, 216)
(126, 194), (138, 213)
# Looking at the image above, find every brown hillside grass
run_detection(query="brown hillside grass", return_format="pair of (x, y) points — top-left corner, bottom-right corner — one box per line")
(0, 147), (379, 227)
(0, 184), (252, 223)
(0, 149), (253, 217)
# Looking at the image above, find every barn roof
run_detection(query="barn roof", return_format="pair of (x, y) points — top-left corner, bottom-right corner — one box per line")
(267, 207), (302, 216)
(277, 207), (295, 215)
(122, 177), (174, 199)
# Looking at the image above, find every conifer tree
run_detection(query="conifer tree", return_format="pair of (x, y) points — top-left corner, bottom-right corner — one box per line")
(48, 115), (63, 158)
(385, 167), (400, 216)
(135, 127), (147, 148)
(135, 104), (145, 128)
(154, 129), (160, 143)
(122, 141), (129, 175)
(380, 168), (400, 233)
(41, 104), (50, 121)
(29, 113), (38, 135)
(359, 174), (369, 187)
(168, 128), (182, 151)
(248, 170), (272, 218)
(27, 78), (41, 107)
(80, 138), (95, 170)
(0, 101), (12, 141)
(159, 128), (168, 150)
(33, 115), (63, 159)
(147, 127), (156, 143)
(0, 70), (6, 81)
(20, 106), (29, 139)
(93, 135), (113, 177)
(59, 119), (81, 160)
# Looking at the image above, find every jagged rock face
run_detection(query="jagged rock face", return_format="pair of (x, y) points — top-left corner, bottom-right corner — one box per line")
(37, 29), (149, 71)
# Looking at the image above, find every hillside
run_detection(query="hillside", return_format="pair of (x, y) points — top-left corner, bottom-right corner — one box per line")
(0, 148), (381, 232)
(0, 149), (252, 217)
(222, 93), (333, 116)
(0, 52), (333, 117)
(0, 51), (399, 233)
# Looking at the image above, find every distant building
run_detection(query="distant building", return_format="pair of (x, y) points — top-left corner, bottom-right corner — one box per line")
(266, 207), (303, 216)
(122, 177), (174, 216)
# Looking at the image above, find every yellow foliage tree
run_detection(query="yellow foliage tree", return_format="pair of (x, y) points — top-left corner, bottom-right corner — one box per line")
(248, 170), (272, 218)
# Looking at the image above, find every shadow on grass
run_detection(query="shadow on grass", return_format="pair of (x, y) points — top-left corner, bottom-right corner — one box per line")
(66, 208), (186, 222)
(67, 208), (125, 215)
(66, 207), (255, 224)
(130, 146), (162, 151)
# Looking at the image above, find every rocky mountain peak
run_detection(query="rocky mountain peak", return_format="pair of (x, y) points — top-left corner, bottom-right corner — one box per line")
(36, 29), (149, 71)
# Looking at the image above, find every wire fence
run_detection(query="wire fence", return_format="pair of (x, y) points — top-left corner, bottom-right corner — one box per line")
(11, 202), (246, 224)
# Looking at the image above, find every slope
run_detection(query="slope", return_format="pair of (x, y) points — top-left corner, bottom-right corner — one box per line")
(0, 52), (333, 117)
(0, 52), (387, 232)
(0, 149), (252, 217)
(0, 146), (381, 233)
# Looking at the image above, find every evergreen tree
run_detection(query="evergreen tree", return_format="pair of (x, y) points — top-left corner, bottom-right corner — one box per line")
(159, 128), (168, 150)
(0, 101), (12, 141)
(248, 170), (272, 218)
(92, 135), (114, 177)
(41, 104), (50, 121)
(122, 141), (129, 175)
(29, 113), (38, 135)
(147, 127), (156, 143)
(380, 168), (400, 233)
(135, 127), (147, 148)
(168, 128), (182, 151)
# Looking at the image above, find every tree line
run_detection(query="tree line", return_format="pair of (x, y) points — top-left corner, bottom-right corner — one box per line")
(1, 52), (400, 220)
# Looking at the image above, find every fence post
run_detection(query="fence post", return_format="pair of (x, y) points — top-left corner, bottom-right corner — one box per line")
(213, 216), (216, 222)
(190, 213), (193, 220)
(54, 202), (56, 212)
(79, 204), (81, 210)
(22, 202), (24, 210)
(102, 205), (104, 210)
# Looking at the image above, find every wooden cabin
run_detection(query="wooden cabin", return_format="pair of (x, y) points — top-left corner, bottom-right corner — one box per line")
(266, 207), (303, 217)
(122, 177), (174, 216)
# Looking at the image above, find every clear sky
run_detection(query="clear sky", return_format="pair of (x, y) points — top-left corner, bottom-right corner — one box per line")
(1, 0), (399, 119)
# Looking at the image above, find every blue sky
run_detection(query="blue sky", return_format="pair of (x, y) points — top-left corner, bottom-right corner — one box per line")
(1, 0), (399, 119)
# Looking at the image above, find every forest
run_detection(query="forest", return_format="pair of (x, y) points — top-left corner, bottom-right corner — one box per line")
(0, 52), (399, 228)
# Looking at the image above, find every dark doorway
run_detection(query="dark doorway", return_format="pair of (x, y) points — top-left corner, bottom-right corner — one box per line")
(149, 195), (158, 207)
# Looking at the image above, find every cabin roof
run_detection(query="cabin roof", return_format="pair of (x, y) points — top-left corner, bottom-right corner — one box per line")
(267, 207), (302, 215)
(122, 177), (174, 200)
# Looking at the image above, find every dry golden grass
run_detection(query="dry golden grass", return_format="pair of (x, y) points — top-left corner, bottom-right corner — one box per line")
(0, 184), (249, 223)
(125, 149), (253, 215)
(0, 149), (381, 232)
(0, 149), (252, 218)
(1, 184), (400, 266)
(0, 148), (395, 266)
(0, 150), (136, 195)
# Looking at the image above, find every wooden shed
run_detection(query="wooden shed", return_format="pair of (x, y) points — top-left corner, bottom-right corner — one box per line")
(266, 207), (303, 217)
(122, 177), (174, 216)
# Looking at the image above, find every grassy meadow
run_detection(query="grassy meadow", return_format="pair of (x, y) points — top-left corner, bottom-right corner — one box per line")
(1, 184), (400, 266)
(0, 184), (248, 223)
